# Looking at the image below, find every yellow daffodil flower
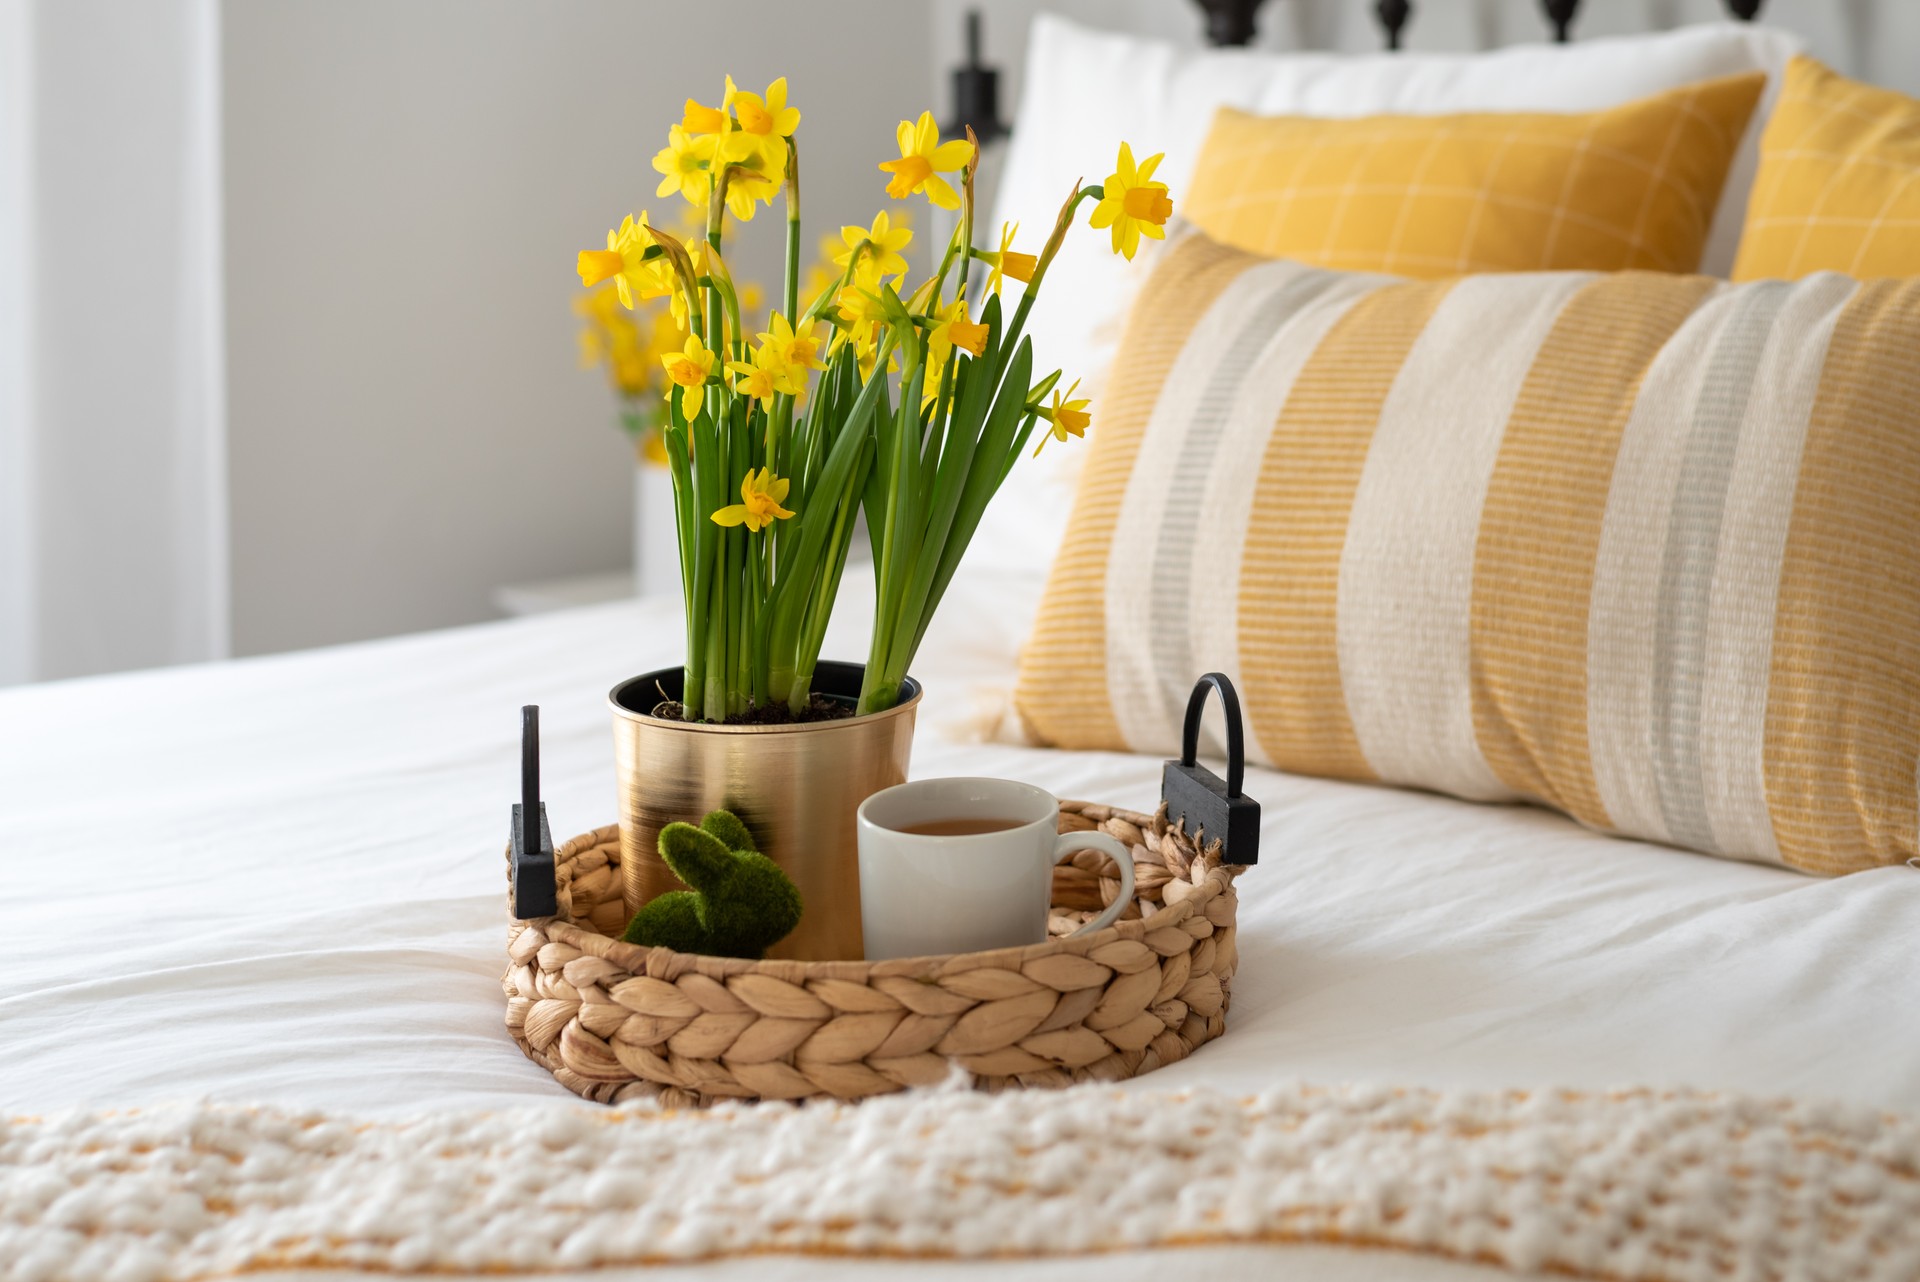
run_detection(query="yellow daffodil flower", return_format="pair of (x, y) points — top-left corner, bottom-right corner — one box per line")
(607, 334), (653, 398)
(576, 287), (688, 401)
(950, 317), (989, 358)
(981, 221), (1037, 295)
(724, 76), (800, 140)
(653, 125), (716, 207)
(928, 299), (986, 364)
(644, 305), (685, 355)
(1088, 142), (1173, 261)
(1033, 379), (1092, 455)
(831, 284), (899, 378)
(718, 156), (779, 222)
(725, 353), (781, 405)
(759, 312), (827, 378)
(711, 467), (795, 532)
(835, 283), (890, 330)
(682, 97), (728, 136)
(577, 325), (605, 370)
(878, 111), (973, 209)
(575, 292), (649, 397)
(916, 299), (985, 407)
(719, 75), (795, 179)
(576, 213), (669, 310)
(573, 283), (628, 335)
(660, 334), (715, 420)
(834, 210), (913, 284)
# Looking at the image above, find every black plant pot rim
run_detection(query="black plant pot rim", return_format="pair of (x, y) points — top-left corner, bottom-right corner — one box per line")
(608, 660), (922, 733)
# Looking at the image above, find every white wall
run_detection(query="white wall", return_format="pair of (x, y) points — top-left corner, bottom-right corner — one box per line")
(1, 0), (227, 684)
(222, 0), (933, 657)
(0, 0), (29, 686)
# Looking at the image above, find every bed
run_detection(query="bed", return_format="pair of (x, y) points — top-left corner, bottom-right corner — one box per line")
(9, 8), (1920, 1280)
(6, 553), (1918, 1281)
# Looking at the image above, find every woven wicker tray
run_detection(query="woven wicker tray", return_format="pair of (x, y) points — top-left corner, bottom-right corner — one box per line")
(503, 800), (1242, 1107)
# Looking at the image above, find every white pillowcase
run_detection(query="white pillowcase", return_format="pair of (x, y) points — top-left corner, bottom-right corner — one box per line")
(973, 15), (1802, 573)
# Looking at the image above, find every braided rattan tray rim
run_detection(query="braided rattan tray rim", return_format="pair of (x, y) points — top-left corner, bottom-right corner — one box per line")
(503, 799), (1241, 1107)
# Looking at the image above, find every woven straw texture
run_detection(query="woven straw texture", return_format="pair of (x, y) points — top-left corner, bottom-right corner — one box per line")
(12, 1088), (1919, 1280)
(503, 800), (1241, 1107)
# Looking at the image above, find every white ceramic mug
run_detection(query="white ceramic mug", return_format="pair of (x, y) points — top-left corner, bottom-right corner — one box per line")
(857, 777), (1137, 961)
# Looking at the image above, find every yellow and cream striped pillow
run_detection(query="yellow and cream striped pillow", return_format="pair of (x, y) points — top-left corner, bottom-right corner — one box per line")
(1015, 227), (1920, 875)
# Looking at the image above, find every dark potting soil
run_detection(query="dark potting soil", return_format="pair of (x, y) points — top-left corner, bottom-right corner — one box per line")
(648, 695), (857, 725)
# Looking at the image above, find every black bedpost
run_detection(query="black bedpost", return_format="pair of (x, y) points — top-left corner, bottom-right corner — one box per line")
(1726, 0), (1765, 18)
(1542, 0), (1581, 43)
(1376, 0), (1412, 51)
(1193, 0), (1269, 47)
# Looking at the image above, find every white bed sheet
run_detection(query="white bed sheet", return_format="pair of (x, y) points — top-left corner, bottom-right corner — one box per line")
(4, 560), (1917, 1281)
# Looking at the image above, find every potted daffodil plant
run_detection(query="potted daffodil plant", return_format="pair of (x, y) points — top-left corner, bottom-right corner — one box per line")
(575, 75), (1173, 959)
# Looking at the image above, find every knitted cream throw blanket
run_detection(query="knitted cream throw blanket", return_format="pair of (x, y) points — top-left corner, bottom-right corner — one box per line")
(4, 1082), (1917, 1282)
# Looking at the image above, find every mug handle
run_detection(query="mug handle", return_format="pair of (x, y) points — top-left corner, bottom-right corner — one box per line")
(1053, 832), (1137, 937)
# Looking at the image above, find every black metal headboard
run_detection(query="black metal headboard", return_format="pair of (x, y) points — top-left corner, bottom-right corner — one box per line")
(1194, 0), (1768, 50)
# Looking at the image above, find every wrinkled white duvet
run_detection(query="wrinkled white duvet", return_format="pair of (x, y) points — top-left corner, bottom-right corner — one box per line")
(4, 561), (1916, 1281)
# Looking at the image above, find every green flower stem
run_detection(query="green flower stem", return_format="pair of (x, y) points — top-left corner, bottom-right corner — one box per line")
(783, 136), (802, 329)
(953, 154), (977, 304)
(657, 142), (1106, 725)
(858, 346), (927, 716)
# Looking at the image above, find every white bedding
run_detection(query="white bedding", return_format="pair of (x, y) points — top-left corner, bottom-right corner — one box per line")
(4, 560), (1917, 1280)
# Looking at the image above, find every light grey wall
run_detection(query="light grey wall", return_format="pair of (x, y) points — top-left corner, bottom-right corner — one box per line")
(223, 0), (933, 657)
(221, 0), (1912, 660)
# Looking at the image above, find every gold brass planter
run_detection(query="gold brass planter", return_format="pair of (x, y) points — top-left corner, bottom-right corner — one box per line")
(609, 661), (921, 962)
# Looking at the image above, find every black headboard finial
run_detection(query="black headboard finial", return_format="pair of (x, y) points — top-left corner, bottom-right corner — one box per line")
(944, 9), (1008, 148)
(1194, 0), (1269, 48)
(1376, 0), (1413, 51)
(1542, 0), (1581, 43)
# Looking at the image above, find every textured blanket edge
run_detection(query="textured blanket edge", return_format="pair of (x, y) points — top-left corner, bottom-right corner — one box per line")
(4, 1080), (1918, 1282)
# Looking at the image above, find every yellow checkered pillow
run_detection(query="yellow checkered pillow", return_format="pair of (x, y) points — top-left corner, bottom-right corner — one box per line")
(1015, 227), (1920, 876)
(1733, 57), (1920, 281)
(1184, 73), (1764, 277)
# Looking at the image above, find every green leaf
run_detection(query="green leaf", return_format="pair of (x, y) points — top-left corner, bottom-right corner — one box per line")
(910, 338), (1035, 660)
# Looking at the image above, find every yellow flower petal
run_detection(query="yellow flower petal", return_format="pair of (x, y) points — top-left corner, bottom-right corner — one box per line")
(683, 98), (727, 135)
(1123, 186), (1174, 225)
(735, 95), (773, 136)
(930, 138), (975, 171)
(577, 249), (624, 287)
(879, 155), (931, 201)
(950, 318), (989, 356)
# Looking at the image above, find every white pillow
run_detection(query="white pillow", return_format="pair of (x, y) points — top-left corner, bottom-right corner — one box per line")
(974, 15), (1802, 573)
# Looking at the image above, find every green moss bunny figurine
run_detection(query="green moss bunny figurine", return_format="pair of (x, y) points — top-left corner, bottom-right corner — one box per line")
(620, 809), (802, 959)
